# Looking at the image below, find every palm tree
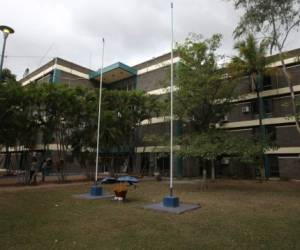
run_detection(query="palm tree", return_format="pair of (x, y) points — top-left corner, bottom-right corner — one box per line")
(229, 34), (269, 179)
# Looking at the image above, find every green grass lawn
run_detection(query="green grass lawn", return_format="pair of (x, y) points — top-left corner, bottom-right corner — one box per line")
(0, 180), (300, 250)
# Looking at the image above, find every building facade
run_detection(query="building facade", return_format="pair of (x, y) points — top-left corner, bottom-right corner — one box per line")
(17, 49), (300, 180)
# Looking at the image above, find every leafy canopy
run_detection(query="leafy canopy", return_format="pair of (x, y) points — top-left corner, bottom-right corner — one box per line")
(175, 33), (236, 131)
(229, 34), (269, 79)
(231, 0), (300, 52)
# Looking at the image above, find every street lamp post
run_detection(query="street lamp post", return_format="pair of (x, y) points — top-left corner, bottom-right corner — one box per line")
(0, 25), (14, 82)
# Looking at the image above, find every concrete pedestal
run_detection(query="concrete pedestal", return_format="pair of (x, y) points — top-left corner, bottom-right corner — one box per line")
(73, 193), (114, 200)
(143, 202), (200, 214)
(144, 194), (200, 214)
(73, 185), (114, 200)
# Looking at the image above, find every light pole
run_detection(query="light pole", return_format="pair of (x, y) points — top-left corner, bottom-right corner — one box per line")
(0, 25), (14, 82)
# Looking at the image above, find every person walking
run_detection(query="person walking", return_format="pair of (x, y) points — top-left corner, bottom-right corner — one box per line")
(56, 159), (65, 182)
(41, 159), (48, 183)
(201, 167), (208, 191)
(29, 157), (38, 184)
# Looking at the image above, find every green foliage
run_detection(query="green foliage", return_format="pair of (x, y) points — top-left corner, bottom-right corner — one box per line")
(174, 33), (275, 168)
(178, 130), (273, 164)
(0, 79), (159, 171)
(0, 77), (40, 151)
(0, 82), (24, 149)
(174, 34), (237, 161)
(99, 90), (160, 151)
(230, 0), (300, 135)
(230, 0), (300, 52)
(175, 33), (236, 131)
(228, 34), (277, 176)
(0, 68), (16, 83)
(229, 33), (268, 126)
(229, 34), (269, 79)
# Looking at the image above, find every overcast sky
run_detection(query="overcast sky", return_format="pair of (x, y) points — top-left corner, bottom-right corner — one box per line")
(1, 0), (300, 79)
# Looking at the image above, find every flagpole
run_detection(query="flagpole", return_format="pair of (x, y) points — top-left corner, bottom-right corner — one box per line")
(170, 2), (174, 197)
(95, 38), (105, 184)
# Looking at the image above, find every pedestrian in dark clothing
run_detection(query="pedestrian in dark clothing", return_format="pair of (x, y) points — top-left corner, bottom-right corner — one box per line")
(56, 159), (65, 182)
(41, 158), (51, 182)
(41, 160), (47, 182)
(29, 157), (38, 184)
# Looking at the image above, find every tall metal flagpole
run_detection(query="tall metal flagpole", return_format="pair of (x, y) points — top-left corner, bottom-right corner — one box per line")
(170, 2), (174, 197)
(95, 38), (105, 184)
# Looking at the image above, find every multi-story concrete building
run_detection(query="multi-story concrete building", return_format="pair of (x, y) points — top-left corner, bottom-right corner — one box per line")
(18, 48), (300, 180)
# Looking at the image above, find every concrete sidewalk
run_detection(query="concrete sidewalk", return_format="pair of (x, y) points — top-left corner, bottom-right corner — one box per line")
(0, 180), (92, 192)
(0, 173), (89, 187)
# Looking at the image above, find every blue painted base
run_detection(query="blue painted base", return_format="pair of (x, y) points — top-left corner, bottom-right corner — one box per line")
(90, 186), (103, 196)
(163, 196), (180, 208)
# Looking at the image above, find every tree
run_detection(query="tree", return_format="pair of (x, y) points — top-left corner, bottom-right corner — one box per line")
(228, 34), (270, 178)
(174, 33), (274, 181)
(175, 33), (236, 131)
(229, 0), (300, 133)
(0, 79), (160, 180)
(0, 82), (23, 172)
(67, 87), (98, 179)
(67, 88), (160, 177)
(174, 34), (238, 180)
(178, 129), (272, 179)
(98, 90), (160, 174)
(0, 68), (16, 83)
(23, 83), (81, 182)
(0, 78), (41, 182)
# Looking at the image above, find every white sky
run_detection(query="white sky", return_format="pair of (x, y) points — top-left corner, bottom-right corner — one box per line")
(1, 0), (299, 79)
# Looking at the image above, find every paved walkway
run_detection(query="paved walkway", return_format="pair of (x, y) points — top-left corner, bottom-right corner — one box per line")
(0, 173), (88, 185)
(0, 180), (92, 192)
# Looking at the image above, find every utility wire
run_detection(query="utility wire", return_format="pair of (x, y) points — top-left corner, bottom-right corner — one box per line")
(37, 43), (55, 67)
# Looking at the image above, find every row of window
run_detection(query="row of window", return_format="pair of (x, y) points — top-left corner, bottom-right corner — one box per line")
(248, 75), (272, 92)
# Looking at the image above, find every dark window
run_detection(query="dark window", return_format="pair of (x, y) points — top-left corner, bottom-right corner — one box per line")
(265, 125), (276, 140)
(252, 125), (276, 144)
(252, 127), (260, 137)
(252, 100), (259, 114)
(263, 98), (272, 114)
(251, 75), (272, 91)
(262, 75), (272, 90)
(268, 156), (279, 177)
(251, 98), (272, 115)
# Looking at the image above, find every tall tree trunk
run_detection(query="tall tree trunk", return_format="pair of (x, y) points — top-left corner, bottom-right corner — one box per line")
(252, 74), (263, 128)
(201, 160), (208, 191)
(252, 74), (266, 180)
(278, 48), (300, 134)
(258, 155), (266, 182)
(4, 146), (9, 171)
(110, 156), (115, 176)
(211, 159), (215, 181)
